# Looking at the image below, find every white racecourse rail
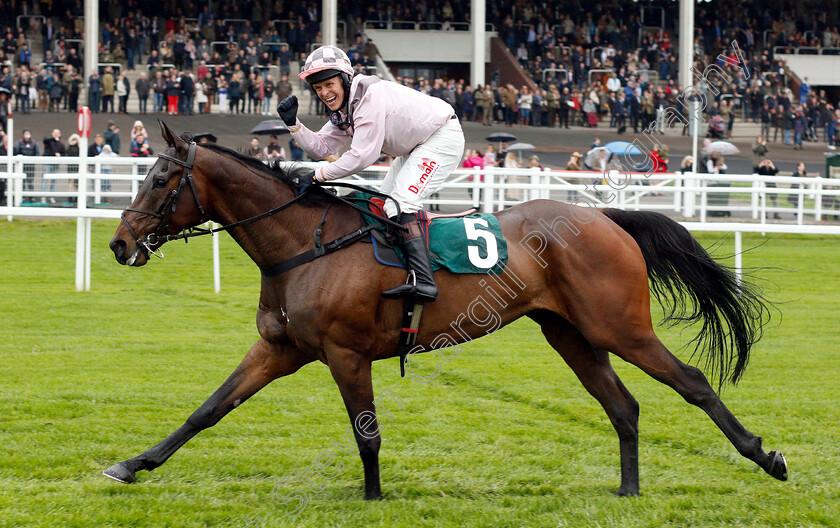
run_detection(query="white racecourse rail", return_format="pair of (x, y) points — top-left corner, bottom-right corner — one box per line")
(2, 158), (840, 291)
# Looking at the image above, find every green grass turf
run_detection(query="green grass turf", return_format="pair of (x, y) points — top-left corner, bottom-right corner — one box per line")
(1, 219), (838, 528)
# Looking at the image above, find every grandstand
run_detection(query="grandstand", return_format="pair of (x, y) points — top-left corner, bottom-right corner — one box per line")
(1, 0), (838, 126)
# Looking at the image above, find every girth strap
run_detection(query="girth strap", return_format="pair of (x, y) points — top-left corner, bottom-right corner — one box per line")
(260, 225), (377, 277)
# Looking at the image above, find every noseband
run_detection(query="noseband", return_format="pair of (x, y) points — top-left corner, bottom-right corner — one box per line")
(120, 142), (207, 258)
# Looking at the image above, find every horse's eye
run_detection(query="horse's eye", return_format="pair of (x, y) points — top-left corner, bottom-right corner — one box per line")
(153, 178), (167, 188)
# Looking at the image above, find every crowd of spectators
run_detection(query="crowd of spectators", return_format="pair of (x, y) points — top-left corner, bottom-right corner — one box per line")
(0, 0), (839, 150)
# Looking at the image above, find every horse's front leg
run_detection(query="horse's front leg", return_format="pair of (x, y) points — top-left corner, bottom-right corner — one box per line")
(104, 338), (312, 483)
(326, 348), (382, 500)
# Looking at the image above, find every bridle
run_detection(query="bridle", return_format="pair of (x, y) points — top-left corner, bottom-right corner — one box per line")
(120, 141), (406, 260)
(120, 141), (207, 258)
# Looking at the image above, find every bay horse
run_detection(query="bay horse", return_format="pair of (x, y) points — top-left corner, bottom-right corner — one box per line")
(105, 121), (787, 498)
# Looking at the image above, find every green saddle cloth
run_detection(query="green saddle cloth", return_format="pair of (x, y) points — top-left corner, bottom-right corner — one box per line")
(351, 192), (509, 275)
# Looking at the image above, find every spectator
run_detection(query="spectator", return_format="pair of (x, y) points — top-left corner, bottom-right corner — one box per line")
(88, 133), (105, 157)
(288, 138), (304, 161)
(66, 134), (80, 204)
(247, 137), (261, 158)
(135, 72), (150, 114)
(68, 69), (82, 112)
(483, 144), (497, 169)
(37, 68), (50, 112)
(98, 144), (119, 201)
(48, 72), (63, 112)
(180, 70), (195, 115)
(262, 135), (286, 161)
(518, 86), (532, 127)
(130, 121), (148, 143)
(503, 150), (522, 202)
(42, 128), (65, 202)
(14, 128), (39, 197)
(565, 151), (582, 200)
(165, 72), (180, 115)
(756, 158), (781, 219)
(195, 75), (208, 114)
(752, 136), (769, 171)
(788, 162), (806, 207)
(117, 71), (130, 114)
(475, 84), (494, 126)
(104, 121), (121, 155)
(130, 133), (153, 157)
(15, 69), (31, 114)
(101, 67), (116, 113)
(152, 71), (166, 113)
(262, 74), (275, 116)
(228, 72), (241, 114)
(793, 109), (807, 150)
(462, 149), (485, 201)
(799, 77), (811, 103)
(217, 75), (228, 115)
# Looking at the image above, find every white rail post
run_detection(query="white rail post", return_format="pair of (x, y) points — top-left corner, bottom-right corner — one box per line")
(5, 116), (12, 221)
(212, 222), (221, 293)
(85, 217), (92, 291)
(75, 136), (89, 292)
(482, 168), (494, 214)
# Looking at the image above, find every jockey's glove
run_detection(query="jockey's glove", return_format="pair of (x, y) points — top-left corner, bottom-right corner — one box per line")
(277, 96), (299, 127)
(294, 170), (318, 196)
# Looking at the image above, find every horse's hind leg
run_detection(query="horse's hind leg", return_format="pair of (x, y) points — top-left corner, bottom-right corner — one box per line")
(531, 312), (641, 496)
(610, 332), (788, 481)
(104, 338), (312, 483)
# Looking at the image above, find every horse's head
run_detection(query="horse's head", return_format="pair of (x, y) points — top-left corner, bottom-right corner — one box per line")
(110, 121), (209, 266)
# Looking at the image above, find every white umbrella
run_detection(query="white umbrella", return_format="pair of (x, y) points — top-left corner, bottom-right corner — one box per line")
(702, 141), (740, 156)
(506, 143), (536, 162)
(507, 142), (536, 151)
(583, 147), (612, 170)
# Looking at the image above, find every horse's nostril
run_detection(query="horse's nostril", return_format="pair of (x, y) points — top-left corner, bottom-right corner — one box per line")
(110, 238), (127, 258)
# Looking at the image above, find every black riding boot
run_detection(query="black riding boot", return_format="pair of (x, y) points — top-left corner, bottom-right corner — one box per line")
(382, 214), (438, 302)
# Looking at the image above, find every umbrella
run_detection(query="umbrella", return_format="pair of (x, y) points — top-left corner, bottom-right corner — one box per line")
(485, 132), (517, 151)
(603, 141), (643, 155)
(583, 147), (612, 170)
(192, 132), (217, 144)
(507, 142), (536, 162)
(249, 120), (290, 136)
(702, 141), (740, 156)
(507, 142), (535, 151)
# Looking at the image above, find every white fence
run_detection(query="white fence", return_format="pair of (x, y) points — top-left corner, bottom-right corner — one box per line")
(2, 159), (840, 291)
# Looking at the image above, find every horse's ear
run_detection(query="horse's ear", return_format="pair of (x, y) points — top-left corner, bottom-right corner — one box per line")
(159, 119), (177, 147)
(158, 119), (188, 152)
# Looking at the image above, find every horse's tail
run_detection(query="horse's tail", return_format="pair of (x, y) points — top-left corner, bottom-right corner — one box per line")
(602, 208), (771, 389)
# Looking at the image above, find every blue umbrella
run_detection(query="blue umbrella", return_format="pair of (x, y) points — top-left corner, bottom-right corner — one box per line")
(603, 141), (643, 156)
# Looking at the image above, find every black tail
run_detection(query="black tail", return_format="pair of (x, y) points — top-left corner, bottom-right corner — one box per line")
(602, 208), (771, 389)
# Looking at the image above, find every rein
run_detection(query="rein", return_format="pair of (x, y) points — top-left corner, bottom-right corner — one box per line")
(121, 143), (405, 263)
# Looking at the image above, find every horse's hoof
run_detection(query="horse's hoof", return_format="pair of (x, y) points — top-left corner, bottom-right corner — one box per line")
(766, 451), (788, 481)
(103, 463), (136, 484)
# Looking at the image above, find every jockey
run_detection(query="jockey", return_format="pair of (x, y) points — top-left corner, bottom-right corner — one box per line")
(277, 45), (464, 302)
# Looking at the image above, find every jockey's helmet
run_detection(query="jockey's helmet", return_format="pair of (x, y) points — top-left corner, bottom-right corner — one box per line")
(299, 45), (354, 94)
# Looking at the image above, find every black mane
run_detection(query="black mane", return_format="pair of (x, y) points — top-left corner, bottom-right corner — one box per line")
(193, 140), (334, 206)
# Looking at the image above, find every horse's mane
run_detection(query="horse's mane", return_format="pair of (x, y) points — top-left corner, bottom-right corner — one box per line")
(189, 137), (334, 206)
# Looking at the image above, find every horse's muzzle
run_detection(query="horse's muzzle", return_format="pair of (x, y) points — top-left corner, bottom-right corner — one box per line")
(110, 238), (128, 264)
(110, 238), (148, 266)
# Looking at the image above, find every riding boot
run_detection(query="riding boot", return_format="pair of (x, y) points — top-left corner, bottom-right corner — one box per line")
(382, 214), (438, 302)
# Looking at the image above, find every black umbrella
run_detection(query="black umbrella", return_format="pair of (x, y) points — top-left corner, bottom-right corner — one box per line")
(485, 132), (517, 151)
(192, 132), (218, 144)
(249, 120), (291, 136)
